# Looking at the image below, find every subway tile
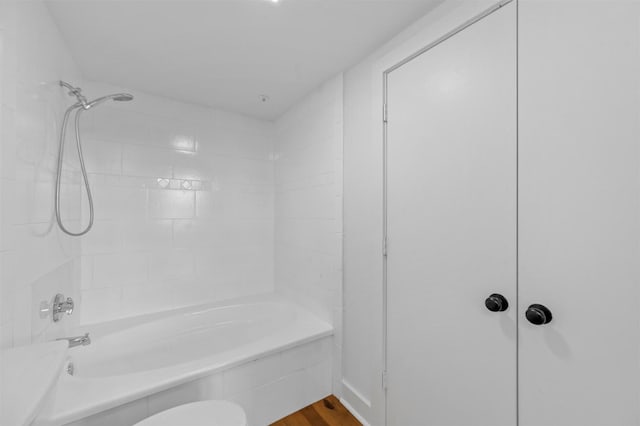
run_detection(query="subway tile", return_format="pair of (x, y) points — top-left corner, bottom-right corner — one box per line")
(0, 321), (13, 349)
(122, 219), (172, 251)
(92, 252), (148, 287)
(275, 217), (338, 255)
(87, 106), (149, 145)
(0, 179), (16, 251)
(172, 150), (213, 181)
(304, 358), (333, 403)
(12, 180), (55, 225)
(194, 190), (224, 219)
(1, 105), (16, 179)
(172, 219), (213, 249)
(0, 251), (16, 325)
(276, 184), (337, 220)
(222, 352), (284, 395)
(83, 139), (122, 175)
(80, 255), (93, 290)
(211, 156), (273, 186)
(81, 220), (121, 254)
(332, 343), (343, 397)
(281, 338), (332, 373)
(148, 188), (195, 219)
(148, 249), (195, 281)
(81, 287), (123, 324)
(120, 283), (172, 318)
(11, 282), (31, 346)
(252, 370), (309, 425)
(225, 185), (274, 221)
(88, 183), (147, 221)
(145, 116), (195, 152)
(122, 144), (173, 178)
(12, 223), (77, 288)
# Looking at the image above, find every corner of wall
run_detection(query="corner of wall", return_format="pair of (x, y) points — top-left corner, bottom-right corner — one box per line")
(273, 72), (344, 398)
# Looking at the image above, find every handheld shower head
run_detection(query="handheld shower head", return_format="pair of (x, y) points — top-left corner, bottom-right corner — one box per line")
(56, 82), (134, 236)
(112, 93), (134, 102)
(85, 93), (134, 109)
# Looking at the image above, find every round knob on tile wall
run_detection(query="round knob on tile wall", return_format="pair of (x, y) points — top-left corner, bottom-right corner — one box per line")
(526, 304), (553, 325)
(485, 293), (509, 312)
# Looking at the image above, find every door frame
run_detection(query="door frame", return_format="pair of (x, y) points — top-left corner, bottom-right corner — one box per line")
(381, 1), (516, 424)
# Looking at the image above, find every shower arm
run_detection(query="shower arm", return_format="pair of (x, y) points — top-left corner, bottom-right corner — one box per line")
(59, 80), (88, 109)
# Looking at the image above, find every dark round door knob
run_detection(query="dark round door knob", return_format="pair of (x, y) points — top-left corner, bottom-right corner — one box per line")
(485, 293), (508, 312)
(526, 304), (552, 325)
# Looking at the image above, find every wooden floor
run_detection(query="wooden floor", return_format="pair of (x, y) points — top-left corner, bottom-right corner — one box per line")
(271, 395), (362, 426)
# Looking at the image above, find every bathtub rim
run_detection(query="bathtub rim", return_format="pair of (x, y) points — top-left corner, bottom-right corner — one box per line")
(72, 292), (290, 339)
(35, 294), (333, 426)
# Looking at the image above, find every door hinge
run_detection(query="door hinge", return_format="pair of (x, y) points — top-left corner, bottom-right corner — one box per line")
(383, 236), (388, 257)
(382, 370), (388, 390)
(383, 103), (388, 123)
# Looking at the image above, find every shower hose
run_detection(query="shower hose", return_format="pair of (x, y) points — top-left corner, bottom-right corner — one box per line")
(54, 104), (94, 237)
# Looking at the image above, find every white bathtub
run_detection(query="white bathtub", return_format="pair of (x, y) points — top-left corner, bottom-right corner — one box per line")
(35, 294), (333, 426)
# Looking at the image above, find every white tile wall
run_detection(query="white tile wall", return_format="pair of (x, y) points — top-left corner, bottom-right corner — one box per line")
(64, 337), (332, 426)
(274, 74), (344, 397)
(77, 82), (275, 324)
(0, 0), (83, 349)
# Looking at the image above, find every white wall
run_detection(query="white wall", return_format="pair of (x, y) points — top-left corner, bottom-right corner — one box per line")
(77, 81), (275, 324)
(274, 74), (344, 396)
(342, 1), (505, 424)
(0, 0), (83, 348)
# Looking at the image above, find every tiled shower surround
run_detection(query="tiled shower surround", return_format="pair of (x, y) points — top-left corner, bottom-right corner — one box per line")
(0, 0), (83, 348)
(274, 75), (344, 395)
(76, 77), (344, 333)
(0, 0), (344, 393)
(0, 1), (345, 423)
(77, 81), (276, 324)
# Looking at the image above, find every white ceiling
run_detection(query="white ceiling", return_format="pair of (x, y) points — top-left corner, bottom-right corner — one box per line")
(46, 0), (442, 120)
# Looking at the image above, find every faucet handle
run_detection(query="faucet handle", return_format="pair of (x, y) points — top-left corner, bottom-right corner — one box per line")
(52, 293), (74, 322)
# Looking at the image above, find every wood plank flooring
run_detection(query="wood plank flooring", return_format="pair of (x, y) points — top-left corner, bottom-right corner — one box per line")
(270, 395), (362, 426)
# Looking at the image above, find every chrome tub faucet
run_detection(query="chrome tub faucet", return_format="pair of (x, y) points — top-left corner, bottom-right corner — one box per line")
(57, 333), (91, 348)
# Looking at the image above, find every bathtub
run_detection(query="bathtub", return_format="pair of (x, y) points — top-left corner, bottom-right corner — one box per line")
(35, 294), (333, 426)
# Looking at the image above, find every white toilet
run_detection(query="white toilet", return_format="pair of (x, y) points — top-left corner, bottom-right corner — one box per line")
(134, 400), (247, 426)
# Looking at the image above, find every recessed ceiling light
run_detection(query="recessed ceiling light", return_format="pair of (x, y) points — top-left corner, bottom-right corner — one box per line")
(259, 95), (270, 103)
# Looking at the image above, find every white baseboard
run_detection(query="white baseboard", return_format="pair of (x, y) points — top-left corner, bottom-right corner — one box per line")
(342, 379), (371, 408)
(340, 396), (372, 426)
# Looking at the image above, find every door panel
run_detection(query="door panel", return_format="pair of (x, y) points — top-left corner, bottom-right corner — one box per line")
(518, 1), (640, 425)
(386, 3), (517, 425)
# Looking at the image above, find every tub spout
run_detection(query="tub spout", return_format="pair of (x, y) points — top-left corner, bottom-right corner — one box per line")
(57, 333), (91, 348)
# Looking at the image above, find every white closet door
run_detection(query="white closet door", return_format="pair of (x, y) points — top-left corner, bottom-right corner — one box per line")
(518, 1), (640, 425)
(385, 3), (517, 425)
